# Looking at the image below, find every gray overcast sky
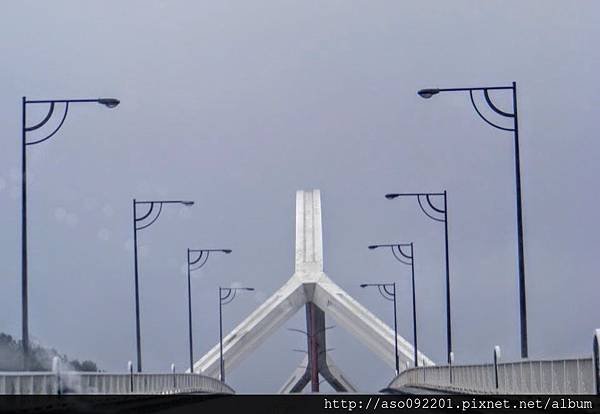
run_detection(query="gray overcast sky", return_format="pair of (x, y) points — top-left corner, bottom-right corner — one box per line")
(1, 1), (599, 393)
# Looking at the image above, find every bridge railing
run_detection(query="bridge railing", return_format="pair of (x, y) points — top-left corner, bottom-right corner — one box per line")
(390, 357), (594, 394)
(0, 371), (234, 395)
(389, 330), (600, 395)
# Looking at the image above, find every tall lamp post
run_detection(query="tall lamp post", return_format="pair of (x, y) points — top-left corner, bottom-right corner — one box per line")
(385, 192), (451, 363)
(367, 243), (418, 370)
(417, 82), (528, 358)
(360, 281), (401, 373)
(21, 96), (120, 369)
(133, 199), (194, 372)
(218, 287), (253, 382)
(186, 248), (232, 373)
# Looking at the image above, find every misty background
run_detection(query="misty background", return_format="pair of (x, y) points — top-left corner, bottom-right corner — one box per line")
(1, 1), (599, 392)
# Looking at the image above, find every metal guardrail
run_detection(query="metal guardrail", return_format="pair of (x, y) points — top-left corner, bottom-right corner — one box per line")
(389, 330), (600, 395)
(390, 357), (594, 394)
(0, 371), (235, 395)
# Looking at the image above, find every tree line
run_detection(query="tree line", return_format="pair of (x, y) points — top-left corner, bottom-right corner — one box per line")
(0, 333), (98, 372)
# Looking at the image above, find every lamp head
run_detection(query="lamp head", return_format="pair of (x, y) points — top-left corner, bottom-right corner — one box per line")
(368, 245), (380, 250)
(181, 201), (195, 206)
(360, 284), (368, 288)
(244, 287), (255, 291)
(385, 193), (400, 200)
(222, 249), (232, 254)
(97, 98), (120, 108)
(417, 88), (440, 99)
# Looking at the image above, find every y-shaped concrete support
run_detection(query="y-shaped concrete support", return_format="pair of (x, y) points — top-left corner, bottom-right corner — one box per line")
(193, 190), (433, 390)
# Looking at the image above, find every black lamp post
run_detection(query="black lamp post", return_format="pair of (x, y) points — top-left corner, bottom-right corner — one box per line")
(417, 82), (528, 358)
(385, 192), (451, 363)
(186, 248), (232, 373)
(367, 242), (418, 370)
(132, 199), (194, 372)
(360, 281), (400, 373)
(218, 287), (253, 382)
(21, 96), (119, 369)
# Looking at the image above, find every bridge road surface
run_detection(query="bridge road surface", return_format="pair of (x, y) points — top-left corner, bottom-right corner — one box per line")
(152, 388), (455, 414)
(151, 394), (447, 414)
(4, 393), (553, 414)
(152, 393), (523, 414)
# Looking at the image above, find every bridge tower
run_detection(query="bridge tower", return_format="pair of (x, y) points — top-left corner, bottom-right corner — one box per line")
(193, 190), (433, 392)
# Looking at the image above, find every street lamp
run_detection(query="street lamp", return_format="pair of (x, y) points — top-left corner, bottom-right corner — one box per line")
(367, 243), (418, 370)
(132, 199), (194, 372)
(219, 286), (254, 382)
(21, 96), (119, 369)
(186, 248), (232, 373)
(416, 82), (528, 358)
(385, 192), (451, 363)
(360, 281), (400, 374)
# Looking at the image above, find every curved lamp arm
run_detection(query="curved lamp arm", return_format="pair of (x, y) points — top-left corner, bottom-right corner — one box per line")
(385, 193), (446, 223)
(416, 195), (445, 223)
(188, 249), (232, 272)
(361, 283), (395, 302)
(377, 284), (396, 302)
(418, 85), (515, 132)
(24, 97), (119, 146)
(391, 244), (413, 266)
(134, 199), (194, 231)
(220, 286), (254, 306)
(189, 250), (210, 271)
(469, 90), (514, 132)
(25, 102), (55, 132)
(370, 243), (413, 266)
(135, 203), (164, 231)
(25, 102), (70, 146)
(220, 288), (237, 305)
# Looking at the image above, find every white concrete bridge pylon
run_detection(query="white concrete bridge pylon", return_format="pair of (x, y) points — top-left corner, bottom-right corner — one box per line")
(193, 190), (433, 389)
